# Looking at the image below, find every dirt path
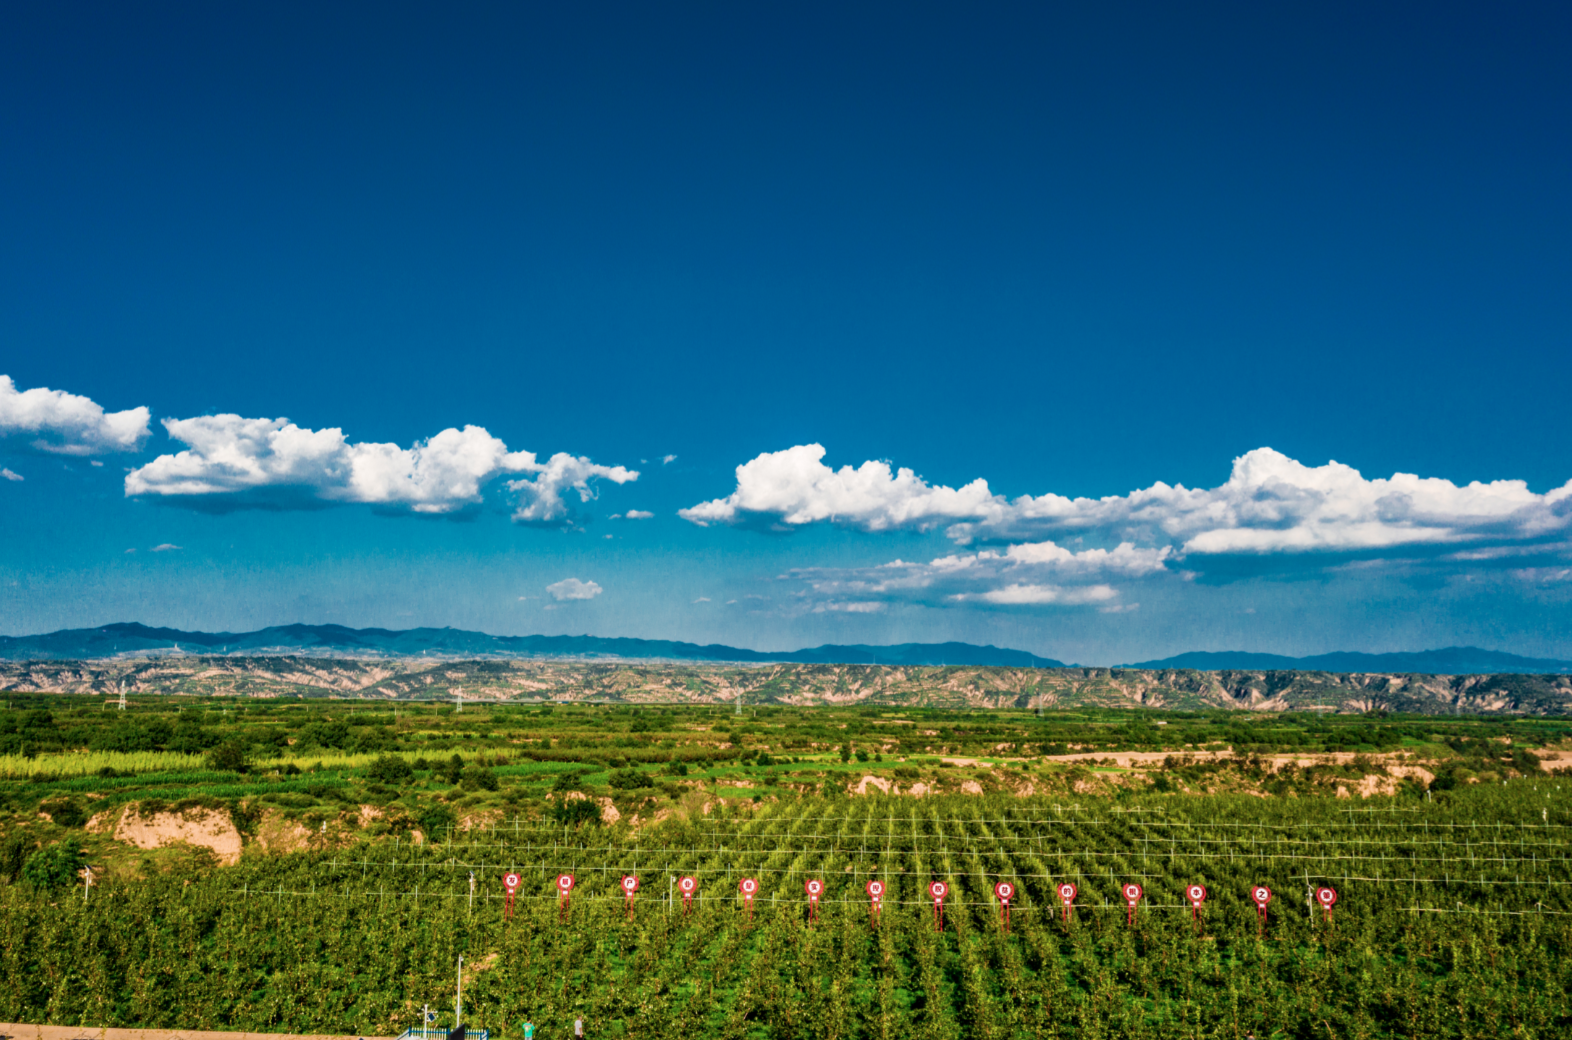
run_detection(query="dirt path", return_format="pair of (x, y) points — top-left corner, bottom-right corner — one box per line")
(0, 1027), (393, 1040)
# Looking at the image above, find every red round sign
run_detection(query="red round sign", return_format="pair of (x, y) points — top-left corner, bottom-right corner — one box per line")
(804, 879), (823, 899)
(622, 875), (640, 893)
(1186, 884), (1207, 905)
(1252, 885), (1272, 906)
(679, 876), (697, 894)
(1316, 886), (1338, 907)
(1122, 883), (1143, 905)
(995, 881), (1015, 902)
(556, 874), (575, 893)
(504, 872), (521, 893)
(739, 878), (757, 896)
(866, 880), (884, 899)
(929, 881), (948, 900)
(1058, 882), (1077, 904)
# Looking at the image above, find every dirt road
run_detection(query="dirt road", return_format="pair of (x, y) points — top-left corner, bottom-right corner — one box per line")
(0, 1026), (393, 1040)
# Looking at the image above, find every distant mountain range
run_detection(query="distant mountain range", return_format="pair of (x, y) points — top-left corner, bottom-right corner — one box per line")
(1125, 647), (1572, 675)
(0, 622), (1061, 668)
(0, 622), (1566, 674)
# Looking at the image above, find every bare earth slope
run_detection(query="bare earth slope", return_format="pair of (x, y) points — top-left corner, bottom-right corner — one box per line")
(3, 657), (1571, 715)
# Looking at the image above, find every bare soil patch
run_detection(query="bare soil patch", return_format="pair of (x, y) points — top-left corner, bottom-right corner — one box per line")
(112, 806), (242, 866)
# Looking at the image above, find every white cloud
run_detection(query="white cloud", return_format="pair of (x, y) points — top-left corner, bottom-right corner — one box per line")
(949, 447), (1572, 555)
(812, 601), (887, 613)
(508, 453), (639, 524)
(687, 443), (1572, 559)
(1099, 602), (1141, 614)
(150, 543), (181, 552)
(124, 413), (636, 518)
(0, 375), (150, 455)
(0, 468), (20, 482)
(788, 538), (1160, 611)
(952, 584), (1117, 605)
(546, 578), (602, 601)
(693, 596), (711, 603)
(679, 443), (997, 531)
(662, 455), (677, 464)
(623, 509), (654, 519)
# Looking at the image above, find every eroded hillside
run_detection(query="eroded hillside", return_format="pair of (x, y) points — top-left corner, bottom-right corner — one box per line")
(3, 656), (1571, 714)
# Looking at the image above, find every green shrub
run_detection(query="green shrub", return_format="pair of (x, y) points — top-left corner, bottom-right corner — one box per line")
(608, 769), (652, 790)
(39, 799), (86, 828)
(1, 832), (35, 881)
(22, 839), (83, 889)
(205, 740), (249, 773)
(367, 755), (414, 784)
(418, 804), (456, 840)
(550, 798), (601, 827)
(464, 765), (499, 791)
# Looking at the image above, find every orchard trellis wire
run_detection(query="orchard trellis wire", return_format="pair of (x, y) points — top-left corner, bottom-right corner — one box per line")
(201, 792), (1572, 919)
(12, 789), (1572, 1039)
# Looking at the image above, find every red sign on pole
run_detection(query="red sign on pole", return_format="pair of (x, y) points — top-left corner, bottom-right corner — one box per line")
(1057, 882), (1077, 924)
(622, 874), (640, 917)
(1186, 884), (1207, 923)
(556, 873), (575, 919)
(805, 878), (824, 924)
(739, 877), (758, 922)
(929, 881), (948, 932)
(994, 881), (1015, 932)
(866, 879), (884, 924)
(679, 875), (697, 915)
(503, 872), (521, 919)
(1316, 885), (1338, 924)
(1122, 883), (1143, 926)
(1251, 885), (1272, 934)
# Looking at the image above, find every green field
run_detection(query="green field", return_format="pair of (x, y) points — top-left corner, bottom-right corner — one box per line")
(3, 696), (1571, 1038)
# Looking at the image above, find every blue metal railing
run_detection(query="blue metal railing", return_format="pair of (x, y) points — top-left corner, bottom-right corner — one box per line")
(398, 1028), (489, 1040)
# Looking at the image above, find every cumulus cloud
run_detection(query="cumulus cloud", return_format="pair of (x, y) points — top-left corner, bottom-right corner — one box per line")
(150, 543), (181, 552)
(124, 413), (636, 519)
(0, 375), (150, 455)
(1, 468), (20, 482)
(951, 448), (1572, 555)
(687, 444), (1572, 559)
(788, 538), (1163, 611)
(546, 578), (602, 601)
(508, 453), (639, 524)
(662, 455), (677, 464)
(679, 443), (997, 531)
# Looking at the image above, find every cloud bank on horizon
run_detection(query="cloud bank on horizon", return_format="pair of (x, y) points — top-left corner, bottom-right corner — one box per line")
(683, 442), (1572, 613)
(683, 443), (1572, 553)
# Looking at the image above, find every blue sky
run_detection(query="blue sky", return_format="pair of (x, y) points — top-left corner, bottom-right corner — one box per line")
(2, 2), (1570, 663)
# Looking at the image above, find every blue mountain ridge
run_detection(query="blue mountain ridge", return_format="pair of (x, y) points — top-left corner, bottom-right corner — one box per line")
(1124, 648), (1572, 675)
(0, 622), (1060, 668)
(0, 622), (1567, 673)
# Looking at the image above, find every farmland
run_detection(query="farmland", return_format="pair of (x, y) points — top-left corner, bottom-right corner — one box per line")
(3, 695), (1572, 1038)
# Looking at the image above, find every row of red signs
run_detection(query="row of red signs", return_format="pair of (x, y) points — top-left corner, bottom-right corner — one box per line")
(502, 872), (1338, 912)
